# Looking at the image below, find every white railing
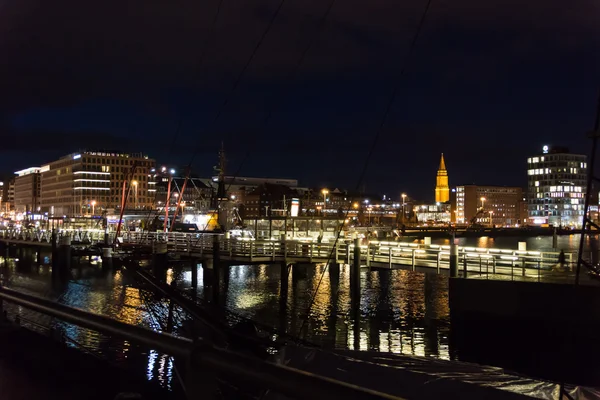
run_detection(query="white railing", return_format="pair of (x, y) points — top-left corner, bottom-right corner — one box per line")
(118, 231), (572, 274)
(0, 229), (109, 245)
(2, 229), (583, 281)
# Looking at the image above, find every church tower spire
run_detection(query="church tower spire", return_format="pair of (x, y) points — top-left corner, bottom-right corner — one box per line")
(435, 153), (449, 203)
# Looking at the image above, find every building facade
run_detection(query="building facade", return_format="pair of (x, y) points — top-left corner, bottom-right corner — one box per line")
(435, 153), (450, 203)
(2, 178), (15, 212)
(39, 151), (155, 216)
(454, 185), (524, 227)
(527, 145), (587, 227)
(14, 167), (41, 214)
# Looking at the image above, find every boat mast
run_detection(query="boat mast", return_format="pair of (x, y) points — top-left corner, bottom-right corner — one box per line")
(215, 143), (229, 231)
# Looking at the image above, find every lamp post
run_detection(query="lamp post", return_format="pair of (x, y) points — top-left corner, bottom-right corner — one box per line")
(91, 200), (96, 216)
(480, 196), (486, 210)
(401, 193), (407, 223)
(132, 180), (138, 209)
(321, 189), (329, 214)
(489, 210), (494, 228)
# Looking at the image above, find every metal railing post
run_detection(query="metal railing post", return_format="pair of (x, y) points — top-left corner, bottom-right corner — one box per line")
(411, 249), (416, 271)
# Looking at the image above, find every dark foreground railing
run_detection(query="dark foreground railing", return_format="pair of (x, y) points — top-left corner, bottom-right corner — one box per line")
(0, 286), (401, 400)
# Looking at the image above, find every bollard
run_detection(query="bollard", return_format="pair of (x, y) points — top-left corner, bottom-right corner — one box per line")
(280, 261), (289, 299)
(51, 229), (58, 270)
(166, 281), (176, 333)
(351, 238), (361, 314)
(102, 247), (113, 270)
(191, 260), (198, 289)
(450, 243), (459, 277)
(36, 248), (42, 265)
(59, 235), (72, 272)
(352, 238), (361, 290)
(212, 236), (221, 304)
(152, 241), (168, 274)
(329, 262), (340, 282)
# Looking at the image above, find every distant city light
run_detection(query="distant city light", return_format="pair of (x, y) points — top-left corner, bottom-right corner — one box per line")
(170, 169), (175, 174)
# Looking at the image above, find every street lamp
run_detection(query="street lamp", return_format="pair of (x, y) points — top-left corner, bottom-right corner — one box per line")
(480, 197), (486, 210)
(132, 180), (139, 209)
(489, 210), (494, 228)
(91, 200), (96, 216)
(401, 193), (407, 222)
(321, 189), (329, 211)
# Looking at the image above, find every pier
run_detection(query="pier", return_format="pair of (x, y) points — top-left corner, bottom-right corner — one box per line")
(0, 228), (589, 284)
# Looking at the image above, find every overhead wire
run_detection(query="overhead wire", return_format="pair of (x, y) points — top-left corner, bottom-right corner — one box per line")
(195, 0), (338, 237)
(226, 0), (337, 196)
(188, 0), (289, 167)
(139, 0), (226, 237)
(298, 0), (435, 339)
(188, 0), (292, 235)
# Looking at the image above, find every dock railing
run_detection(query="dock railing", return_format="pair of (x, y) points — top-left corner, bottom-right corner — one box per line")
(3, 229), (594, 284)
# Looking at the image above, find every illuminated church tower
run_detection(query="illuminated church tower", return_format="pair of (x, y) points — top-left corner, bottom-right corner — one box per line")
(435, 153), (450, 203)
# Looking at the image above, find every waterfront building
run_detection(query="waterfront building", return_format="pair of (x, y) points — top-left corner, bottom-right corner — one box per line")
(203, 175), (299, 206)
(242, 183), (299, 218)
(527, 145), (587, 227)
(3, 178), (15, 212)
(435, 153), (450, 203)
(14, 167), (41, 214)
(39, 151), (155, 216)
(414, 203), (451, 224)
(454, 185), (524, 227)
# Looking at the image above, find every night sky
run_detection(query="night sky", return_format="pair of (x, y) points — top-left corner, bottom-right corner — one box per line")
(1, 0), (599, 201)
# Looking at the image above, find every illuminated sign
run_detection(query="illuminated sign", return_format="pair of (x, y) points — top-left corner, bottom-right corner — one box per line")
(73, 154), (81, 160)
(290, 198), (300, 217)
(542, 145), (549, 154)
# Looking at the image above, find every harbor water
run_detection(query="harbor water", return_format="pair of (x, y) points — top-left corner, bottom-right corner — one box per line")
(0, 233), (597, 390)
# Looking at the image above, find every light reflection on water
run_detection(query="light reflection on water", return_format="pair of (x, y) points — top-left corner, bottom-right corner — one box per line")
(2, 233), (593, 389)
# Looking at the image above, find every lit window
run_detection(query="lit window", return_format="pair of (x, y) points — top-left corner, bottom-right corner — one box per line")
(535, 181), (540, 187)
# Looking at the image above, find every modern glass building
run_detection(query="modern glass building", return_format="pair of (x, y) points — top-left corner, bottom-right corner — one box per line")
(527, 145), (587, 228)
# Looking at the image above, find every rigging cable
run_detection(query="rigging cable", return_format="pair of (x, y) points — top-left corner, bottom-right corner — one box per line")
(298, 0), (435, 339)
(195, 0), (338, 237)
(189, 0), (292, 235)
(226, 0), (337, 195)
(188, 0), (289, 167)
(139, 0), (226, 237)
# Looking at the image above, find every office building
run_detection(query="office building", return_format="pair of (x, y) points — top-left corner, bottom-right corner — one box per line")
(527, 145), (587, 227)
(435, 154), (450, 203)
(14, 167), (41, 214)
(39, 151), (155, 216)
(454, 185), (524, 227)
